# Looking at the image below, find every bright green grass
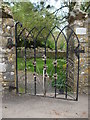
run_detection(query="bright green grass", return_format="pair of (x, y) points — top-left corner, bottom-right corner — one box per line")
(17, 58), (74, 93)
(17, 58), (66, 74)
(17, 58), (66, 89)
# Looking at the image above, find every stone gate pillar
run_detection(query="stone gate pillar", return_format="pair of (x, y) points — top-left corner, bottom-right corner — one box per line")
(69, 6), (89, 94)
(0, 4), (15, 90)
(72, 17), (89, 94)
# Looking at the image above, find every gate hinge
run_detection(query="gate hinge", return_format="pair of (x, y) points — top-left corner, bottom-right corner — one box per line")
(7, 38), (15, 49)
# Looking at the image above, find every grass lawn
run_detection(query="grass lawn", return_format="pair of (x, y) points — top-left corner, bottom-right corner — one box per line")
(17, 58), (66, 74)
(17, 57), (66, 90)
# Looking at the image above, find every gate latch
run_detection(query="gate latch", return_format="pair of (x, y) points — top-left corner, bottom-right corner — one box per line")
(74, 47), (85, 57)
(77, 49), (85, 53)
(7, 38), (15, 49)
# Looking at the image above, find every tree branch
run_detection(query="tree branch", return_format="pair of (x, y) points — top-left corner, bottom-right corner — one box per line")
(85, 3), (90, 12)
(47, 5), (68, 16)
(54, 15), (69, 21)
(59, 20), (67, 24)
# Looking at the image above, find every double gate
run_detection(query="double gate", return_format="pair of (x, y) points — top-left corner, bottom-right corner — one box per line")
(15, 21), (82, 101)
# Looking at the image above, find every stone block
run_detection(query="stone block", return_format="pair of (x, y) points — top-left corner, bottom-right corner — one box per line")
(0, 58), (2, 62)
(0, 73), (2, 80)
(3, 18), (14, 27)
(3, 72), (14, 82)
(2, 32), (12, 37)
(0, 62), (6, 72)
(7, 53), (15, 62)
(0, 36), (2, 46)
(6, 62), (14, 72)
(0, 46), (7, 54)
(0, 37), (8, 48)
(2, 27), (14, 38)
(2, 81), (15, 88)
(0, 19), (1, 23)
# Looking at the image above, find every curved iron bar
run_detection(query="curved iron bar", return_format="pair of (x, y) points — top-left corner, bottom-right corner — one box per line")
(56, 25), (80, 100)
(15, 21), (23, 46)
(56, 25), (80, 47)
(29, 27), (48, 96)
(26, 27), (39, 39)
(35, 25), (80, 48)
(36, 27), (56, 96)
(36, 26), (58, 97)
(35, 26), (55, 42)
(46, 26), (66, 42)
(18, 31), (28, 93)
(18, 27), (29, 38)
(26, 26), (46, 48)
(45, 26), (67, 98)
(45, 25), (80, 100)
(33, 26), (56, 96)
(67, 30), (74, 43)
(15, 21), (23, 94)
(65, 31), (73, 99)
(23, 26), (46, 95)
(23, 34), (27, 94)
(26, 26), (46, 95)
(15, 23), (31, 94)
(24, 27), (39, 95)
(17, 27), (37, 46)
(15, 21), (22, 29)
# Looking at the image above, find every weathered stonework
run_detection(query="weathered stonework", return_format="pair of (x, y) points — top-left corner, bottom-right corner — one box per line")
(68, 7), (89, 94)
(73, 18), (89, 94)
(17, 48), (66, 59)
(0, 4), (15, 88)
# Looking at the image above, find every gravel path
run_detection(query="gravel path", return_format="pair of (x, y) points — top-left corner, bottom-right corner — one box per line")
(2, 92), (88, 118)
(1, 71), (88, 118)
(18, 71), (55, 95)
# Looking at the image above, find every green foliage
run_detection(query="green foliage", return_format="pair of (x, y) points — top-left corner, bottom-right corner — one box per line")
(81, 1), (90, 14)
(59, 41), (65, 51)
(46, 39), (55, 50)
(52, 72), (66, 90)
(11, 2), (58, 48)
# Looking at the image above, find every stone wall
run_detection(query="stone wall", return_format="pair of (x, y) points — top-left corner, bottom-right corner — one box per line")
(0, 4), (15, 89)
(0, 2), (2, 91)
(17, 48), (66, 59)
(73, 18), (89, 94)
(68, 3), (89, 94)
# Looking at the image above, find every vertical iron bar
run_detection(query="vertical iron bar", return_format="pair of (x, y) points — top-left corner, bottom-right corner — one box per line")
(65, 41), (68, 99)
(34, 39), (36, 95)
(76, 54), (79, 101)
(44, 42), (46, 96)
(15, 24), (18, 93)
(55, 41), (57, 98)
(24, 38), (27, 93)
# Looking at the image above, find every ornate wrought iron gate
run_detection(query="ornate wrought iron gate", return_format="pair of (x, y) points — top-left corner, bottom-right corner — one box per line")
(15, 21), (82, 101)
